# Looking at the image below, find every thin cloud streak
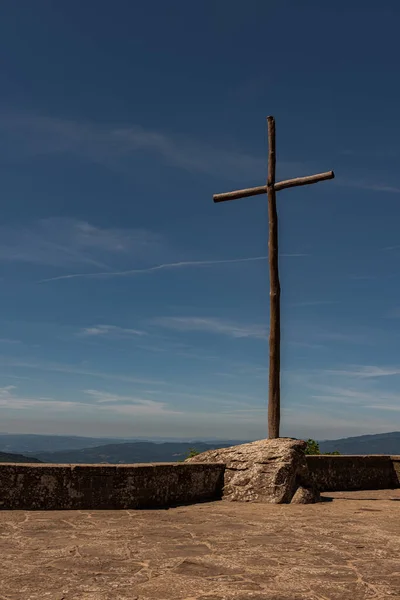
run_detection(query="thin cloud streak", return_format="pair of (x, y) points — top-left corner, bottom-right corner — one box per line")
(84, 389), (181, 415)
(382, 245), (400, 251)
(0, 218), (166, 270)
(287, 300), (337, 307)
(323, 365), (400, 378)
(364, 404), (400, 412)
(0, 356), (166, 386)
(336, 179), (400, 194)
(291, 365), (400, 381)
(153, 316), (267, 339)
(38, 256), (269, 283)
(0, 111), (303, 181)
(0, 386), (78, 412)
(79, 325), (147, 338)
(38, 253), (310, 283)
(0, 386), (181, 416)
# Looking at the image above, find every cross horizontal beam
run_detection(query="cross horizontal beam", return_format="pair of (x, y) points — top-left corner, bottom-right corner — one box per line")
(213, 170), (335, 203)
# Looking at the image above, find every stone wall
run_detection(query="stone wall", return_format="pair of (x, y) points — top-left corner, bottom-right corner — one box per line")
(306, 455), (400, 491)
(0, 455), (399, 510)
(0, 463), (225, 510)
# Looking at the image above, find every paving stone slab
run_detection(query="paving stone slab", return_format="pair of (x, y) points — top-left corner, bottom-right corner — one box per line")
(0, 489), (399, 599)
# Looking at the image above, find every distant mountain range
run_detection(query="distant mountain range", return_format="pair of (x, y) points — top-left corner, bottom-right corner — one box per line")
(0, 451), (42, 463)
(0, 432), (398, 464)
(25, 441), (236, 464)
(0, 434), (243, 454)
(318, 432), (400, 455)
(0, 434), (138, 453)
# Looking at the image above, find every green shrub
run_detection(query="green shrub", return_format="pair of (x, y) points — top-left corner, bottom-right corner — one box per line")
(186, 447), (201, 459)
(177, 447), (201, 462)
(305, 438), (340, 455)
(305, 438), (320, 454)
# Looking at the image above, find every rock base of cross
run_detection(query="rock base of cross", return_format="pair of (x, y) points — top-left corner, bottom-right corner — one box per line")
(185, 437), (320, 504)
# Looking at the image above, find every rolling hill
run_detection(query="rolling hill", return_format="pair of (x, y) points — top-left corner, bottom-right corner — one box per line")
(0, 451), (42, 463)
(1, 432), (399, 464)
(27, 432), (400, 464)
(0, 434), (135, 454)
(30, 441), (234, 464)
(318, 431), (400, 455)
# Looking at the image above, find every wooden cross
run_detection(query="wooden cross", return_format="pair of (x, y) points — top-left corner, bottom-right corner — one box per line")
(213, 116), (334, 439)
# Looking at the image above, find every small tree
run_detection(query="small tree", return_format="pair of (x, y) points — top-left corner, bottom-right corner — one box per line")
(305, 439), (340, 455)
(177, 447), (201, 462)
(305, 438), (321, 454)
(186, 447), (200, 459)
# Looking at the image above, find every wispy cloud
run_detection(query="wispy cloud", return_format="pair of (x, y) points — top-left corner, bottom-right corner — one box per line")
(286, 365), (400, 419)
(152, 316), (268, 339)
(0, 217), (165, 270)
(0, 386), (77, 412)
(230, 364), (269, 377)
(347, 274), (375, 280)
(84, 389), (181, 416)
(291, 364), (400, 382)
(79, 325), (147, 338)
(145, 387), (263, 407)
(363, 403), (400, 412)
(280, 253), (310, 257)
(310, 384), (400, 412)
(38, 255), (268, 283)
(287, 340), (326, 349)
(0, 385), (180, 417)
(336, 179), (400, 194)
(4, 112), (400, 202)
(0, 112), (274, 181)
(0, 385), (16, 394)
(310, 384), (369, 402)
(287, 300), (338, 307)
(382, 245), (400, 251)
(318, 331), (369, 344)
(339, 148), (398, 160)
(0, 356), (165, 386)
(361, 184), (400, 194)
(325, 365), (400, 378)
(286, 324), (371, 347)
(0, 378), (397, 439)
(305, 329), (370, 345)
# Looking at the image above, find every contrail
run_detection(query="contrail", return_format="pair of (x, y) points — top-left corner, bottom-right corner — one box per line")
(38, 255), (271, 283)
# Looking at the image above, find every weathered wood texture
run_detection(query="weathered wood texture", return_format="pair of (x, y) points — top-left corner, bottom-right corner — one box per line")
(212, 117), (334, 439)
(213, 171), (334, 203)
(214, 185), (267, 203)
(266, 116), (280, 440)
(276, 170), (334, 191)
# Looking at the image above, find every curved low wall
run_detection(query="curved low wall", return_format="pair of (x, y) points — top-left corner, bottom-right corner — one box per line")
(306, 455), (400, 491)
(0, 462), (225, 510)
(0, 455), (399, 510)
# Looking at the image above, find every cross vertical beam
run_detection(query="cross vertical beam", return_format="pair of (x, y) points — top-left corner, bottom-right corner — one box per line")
(266, 116), (280, 439)
(212, 116), (334, 439)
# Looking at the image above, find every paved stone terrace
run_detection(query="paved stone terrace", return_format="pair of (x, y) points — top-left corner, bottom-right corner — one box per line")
(1, 490), (399, 600)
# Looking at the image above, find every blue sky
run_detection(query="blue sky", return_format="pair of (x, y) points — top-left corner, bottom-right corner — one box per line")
(1, 0), (400, 441)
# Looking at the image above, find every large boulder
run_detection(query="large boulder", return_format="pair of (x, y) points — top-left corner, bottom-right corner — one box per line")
(185, 438), (320, 504)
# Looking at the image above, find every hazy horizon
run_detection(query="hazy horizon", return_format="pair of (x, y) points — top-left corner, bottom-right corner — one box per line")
(1, 428), (399, 445)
